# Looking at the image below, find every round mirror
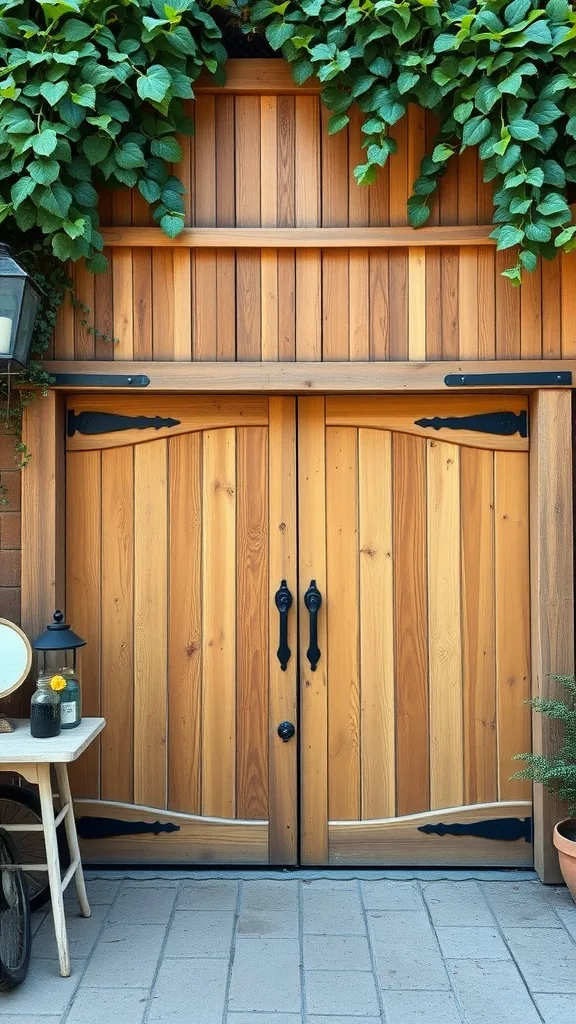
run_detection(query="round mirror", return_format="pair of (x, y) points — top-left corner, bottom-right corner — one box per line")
(0, 618), (32, 698)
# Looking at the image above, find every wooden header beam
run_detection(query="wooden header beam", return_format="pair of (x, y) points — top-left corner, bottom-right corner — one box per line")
(195, 59), (319, 95)
(100, 225), (494, 249)
(42, 360), (576, 393)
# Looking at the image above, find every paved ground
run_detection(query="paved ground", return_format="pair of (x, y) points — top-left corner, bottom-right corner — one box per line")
(1, 870), (576, 1023)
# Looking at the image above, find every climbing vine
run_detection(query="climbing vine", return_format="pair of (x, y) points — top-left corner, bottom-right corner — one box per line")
(246, 0), (576, 282)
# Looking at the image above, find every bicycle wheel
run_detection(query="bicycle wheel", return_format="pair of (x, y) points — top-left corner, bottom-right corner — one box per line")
(0, 784), (70, 912)
(0, 827), (31, 990)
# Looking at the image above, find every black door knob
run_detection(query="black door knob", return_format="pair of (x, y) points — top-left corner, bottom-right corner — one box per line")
(277, 721), (295, 742)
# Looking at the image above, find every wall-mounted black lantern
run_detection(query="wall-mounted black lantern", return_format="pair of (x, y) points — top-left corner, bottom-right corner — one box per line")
(0, 244), (42, 370)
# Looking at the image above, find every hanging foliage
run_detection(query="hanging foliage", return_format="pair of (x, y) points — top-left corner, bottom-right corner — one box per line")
(0, 0), (227, 270)
(246, 0), (576, 281)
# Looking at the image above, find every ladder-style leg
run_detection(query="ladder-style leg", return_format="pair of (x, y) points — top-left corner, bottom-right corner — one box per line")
(55, 763), (91, 919)
(37, 764), (70, 978)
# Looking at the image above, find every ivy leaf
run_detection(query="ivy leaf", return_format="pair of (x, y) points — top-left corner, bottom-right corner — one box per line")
(408, 203), (431, 227)
(328, 113), (349, 134)
(70, 83), (96, 108)
(29, 158), (60, 185)
(160, 212), (185, 237)
(115, 142), (146, 169)
(433, 32), (457, 52)
(519, 249), (538, 272)
(85, 252), (108, 273)
(10, 176), (36, 207)
(504, 0), (531, 25)
(542, 160), (566, 187)
(39, 81), (68, 106)
(83, 135), (112, 165)
(353, 163), (378, 185)
(138, 178), (162, 203)
(462, 115), (491, 146)
(537, 193), (570, 215)
(525, 167), (545, 187)
(61, 18), (93, 41)
(397, 71), (419, 94)
(137, 65), (172, 103)
(32, 130), (58, 156)
(453, 101), (473, 124)
(499, 72), (522, 95)
(493, 224), (525, 249)
(432, 143), (453, 162)
(508, 119), (540, 141)
(151, 137), (183, 162)
(265, 20), (295, 49)
(525, 220), (552, 241)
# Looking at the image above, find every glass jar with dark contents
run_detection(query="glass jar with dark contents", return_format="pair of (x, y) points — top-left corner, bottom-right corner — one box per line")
(30, 672), (61, 738)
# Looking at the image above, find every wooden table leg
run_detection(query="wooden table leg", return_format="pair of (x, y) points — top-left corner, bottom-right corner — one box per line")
(55, 763), (91, 919)
(37, 763), (70, 978)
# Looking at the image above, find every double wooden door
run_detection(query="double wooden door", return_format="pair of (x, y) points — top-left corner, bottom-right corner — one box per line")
(65, 393), (532, 867)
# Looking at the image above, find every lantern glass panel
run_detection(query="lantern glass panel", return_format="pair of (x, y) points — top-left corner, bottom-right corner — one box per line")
(0, 276), (24, 357)
(14, 281), (41, 367)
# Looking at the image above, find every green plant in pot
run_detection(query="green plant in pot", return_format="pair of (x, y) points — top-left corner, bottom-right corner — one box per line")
(513, 674), (576, 899)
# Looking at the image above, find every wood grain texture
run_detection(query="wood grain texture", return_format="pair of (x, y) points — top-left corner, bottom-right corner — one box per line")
(134, 440), (168, 809)
(236, 427), (269, 819)
(168, 432), (202, 814)
(529, 390), (574, 882)
(268, 397), (298, 863)
(427, 439), (463, 809)
(100, 225), (496, 248)
(202, 428), (236, 818)
(393, 433), (429, 815)
(461, 447), (497, 805)
(494, 451), (531, 803)
(328, 801), (533, 866)
(65, 451), (101, 799)
(295, 96), (321, 360)
(298, 397), (328, 863)
(359, 428), (395, 819)
(101, 446), (134, 803)
(325, 427), (360, 820)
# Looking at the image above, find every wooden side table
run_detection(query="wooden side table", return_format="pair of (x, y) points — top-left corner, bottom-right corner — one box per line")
(0, 717), (105, 977)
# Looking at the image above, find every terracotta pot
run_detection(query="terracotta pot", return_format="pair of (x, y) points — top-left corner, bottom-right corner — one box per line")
(553, 819), (576, 901)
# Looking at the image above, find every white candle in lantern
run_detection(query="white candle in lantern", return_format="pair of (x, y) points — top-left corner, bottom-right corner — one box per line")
(0, 316), (12, 354)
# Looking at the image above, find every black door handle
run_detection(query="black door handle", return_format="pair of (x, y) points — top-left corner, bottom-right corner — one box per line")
(278, 721), (295, 742)
(274, 580), (293, 671)
(304, 579), (322, 671)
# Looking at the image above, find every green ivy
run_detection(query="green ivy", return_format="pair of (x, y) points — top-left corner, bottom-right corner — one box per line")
(247, 0), (576, 282)
(513, 674), (576, 815)
(0, 0), (227, 269)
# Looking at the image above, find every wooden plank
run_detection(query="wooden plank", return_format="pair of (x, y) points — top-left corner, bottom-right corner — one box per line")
(298, 397), (328, 863)
(328, 801), (533, 866)
(327, 393), (528, 452)
(388, 117), (408, 359)
(277, 96), (296, 360)
(111, 189), (133, 361)
(295, 96), (321, 360)
(196, 59), (320, 95)
(65, 451), (101, 798)
(215, 94), (236, 361)
(131, 183), (153, 361)
(440, 148), (459, 359)
(321, 105), (349, 360)
(561, 252), (576, 357)
(268, 397), (297, 863)
(101, 225), (496, 248)
(76, 800), (268, 864)
(134, 440), (168, 808)
(152, 250), (175, 359)
(359, 428), (395, 818)
(348, 106), (369, 360)
(530, 390), (574, 882)
(193, 96), (217, 360)
(520, 262), (542, 359)
(236, 96), (262, 360)
(47, 359), (576, 394)
(202, 428), (236, 818)
(172, 249), (192, 361)
(261, 96), (279, 362)
(457, 148), (479, 359)
(461, 447), (497, 804)
(477, 173), (496, 360)
(21, 393), (66, 645)
(168, 432), (202, 814)
(542, 257), (562, 359)
(73, 259), (95, 360)
(66, 395), (268, 451)
(326, 426), (359, 819)
(393, 433), (429, 815)
(236, 427), (269, 819)
(406, 112), (425, 360)
(101, 446), (134, 803)
(496, 249), (521, 358)
(494, 451), (531, 803)
(427, 439), (463, 809)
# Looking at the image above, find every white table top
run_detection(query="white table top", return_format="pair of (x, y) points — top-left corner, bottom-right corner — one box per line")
(0, 718), (105, 763)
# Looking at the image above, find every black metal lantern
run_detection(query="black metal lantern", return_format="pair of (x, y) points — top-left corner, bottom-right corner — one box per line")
(0, 244), (42, 370)
(31, 610), (86, 676)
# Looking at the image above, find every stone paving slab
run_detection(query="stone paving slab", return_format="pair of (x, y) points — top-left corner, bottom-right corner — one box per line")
(1, 872), (575, 1023)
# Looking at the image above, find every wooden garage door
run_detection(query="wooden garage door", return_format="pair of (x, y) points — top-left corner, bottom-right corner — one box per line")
(65, 395), (297, 865)
(299, 395), (532, 867)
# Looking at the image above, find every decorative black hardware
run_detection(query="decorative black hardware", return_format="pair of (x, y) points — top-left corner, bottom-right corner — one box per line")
(275, 580), (293, 671)
(445, 371), (571, 387)
(68, 410), (181, 437)
(53, 374), (150, 388)
(76, 816), (180, 840)
(304, 579), (322, 671)
(277, 721), (295, 742)
(418, 816), (532, 843)
(415, 410), (527, 438)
